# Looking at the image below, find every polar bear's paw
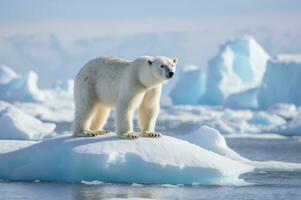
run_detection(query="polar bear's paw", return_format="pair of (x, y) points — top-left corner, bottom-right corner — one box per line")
(75, 130), (109, 137)
(141, 131), (162, 138)
(120, 132), (139, 140)
(94, 130), (110, 135)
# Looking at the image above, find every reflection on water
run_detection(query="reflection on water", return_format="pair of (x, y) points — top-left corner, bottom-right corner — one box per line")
(1, 174), (301, 200)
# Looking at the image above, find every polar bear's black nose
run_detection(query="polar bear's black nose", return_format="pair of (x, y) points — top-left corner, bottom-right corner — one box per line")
(168, 72), (174, 78)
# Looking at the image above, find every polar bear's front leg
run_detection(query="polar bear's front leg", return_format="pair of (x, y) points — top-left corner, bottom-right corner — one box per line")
(139, 86), (162, 138)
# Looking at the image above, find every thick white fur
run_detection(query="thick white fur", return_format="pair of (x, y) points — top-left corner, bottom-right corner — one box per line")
(72, 56), (177, 138)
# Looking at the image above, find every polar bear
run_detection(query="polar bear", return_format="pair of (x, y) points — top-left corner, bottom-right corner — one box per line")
(72, 56), (177, 139)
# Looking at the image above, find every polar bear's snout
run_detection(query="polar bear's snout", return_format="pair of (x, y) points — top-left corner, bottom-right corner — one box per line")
(167, 71), (174, 78)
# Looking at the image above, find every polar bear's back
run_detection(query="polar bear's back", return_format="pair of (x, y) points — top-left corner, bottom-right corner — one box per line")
(77, 56), (130, 80)
(86, 56), (130, 71)
(75, 56), (132, 107)
(95, 56), (130, 67)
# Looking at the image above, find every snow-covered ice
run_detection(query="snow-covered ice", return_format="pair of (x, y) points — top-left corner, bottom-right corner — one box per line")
(0, 101), (55, 140)
(0, 133), (253, 185)
(1, 126), (301, 185)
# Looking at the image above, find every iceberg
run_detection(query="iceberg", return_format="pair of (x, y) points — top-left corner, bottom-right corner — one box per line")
(8, 71), (46, 102)
(52, 79), (74, 95)
(0, 66), (74, 122)
(0, 66), (46, 102)
(224, 88), (258, 109)
(258, 56), (301, 109)
(200, 36), (269, 105)
(0, 133), (253, 185)
(0, 101), (55, 140)
(170, 65), (206, 105)
(0, 65), (19, 84)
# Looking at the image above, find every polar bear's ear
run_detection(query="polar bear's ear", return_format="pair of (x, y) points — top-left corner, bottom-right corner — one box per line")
(147, 60), (152, 66)
(173, 58), (178, 64)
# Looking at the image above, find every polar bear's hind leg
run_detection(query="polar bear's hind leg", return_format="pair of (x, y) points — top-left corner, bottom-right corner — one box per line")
(73, 101), (97, 137)
(89, 106), (111, 135)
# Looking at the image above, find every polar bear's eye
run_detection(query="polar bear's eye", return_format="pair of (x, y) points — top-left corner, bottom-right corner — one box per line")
(161, 65), (164, 68)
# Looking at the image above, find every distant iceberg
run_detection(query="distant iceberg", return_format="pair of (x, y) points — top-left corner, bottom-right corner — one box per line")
(224, 87), (258, 109)
(169, 36), (301, 110)
(200, 35), (269, 105)
(0, 66), (46, 102)
(170, 65), (206, 105)
(0, 66), (74, 123)
(52, 79), (74, 95)
(9, 71), (46, 102)
(258, 56), (301, 109)
(0, 65), (19, 84)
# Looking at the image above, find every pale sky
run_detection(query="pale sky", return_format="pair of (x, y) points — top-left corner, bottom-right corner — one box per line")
(0, 0), (300, 86)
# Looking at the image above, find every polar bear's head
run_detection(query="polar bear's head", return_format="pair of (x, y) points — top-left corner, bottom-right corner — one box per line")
(147, 56), (178, 81)
(136, 56), (178, 88)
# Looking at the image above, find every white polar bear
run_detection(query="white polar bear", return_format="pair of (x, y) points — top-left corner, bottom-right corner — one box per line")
(72, 56), (177, 139)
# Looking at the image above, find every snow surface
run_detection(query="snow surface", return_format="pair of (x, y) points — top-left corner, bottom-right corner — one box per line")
(200, 35), (269, 105)
(0, 101), (55, 140)
(0, 133), (253, 185)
